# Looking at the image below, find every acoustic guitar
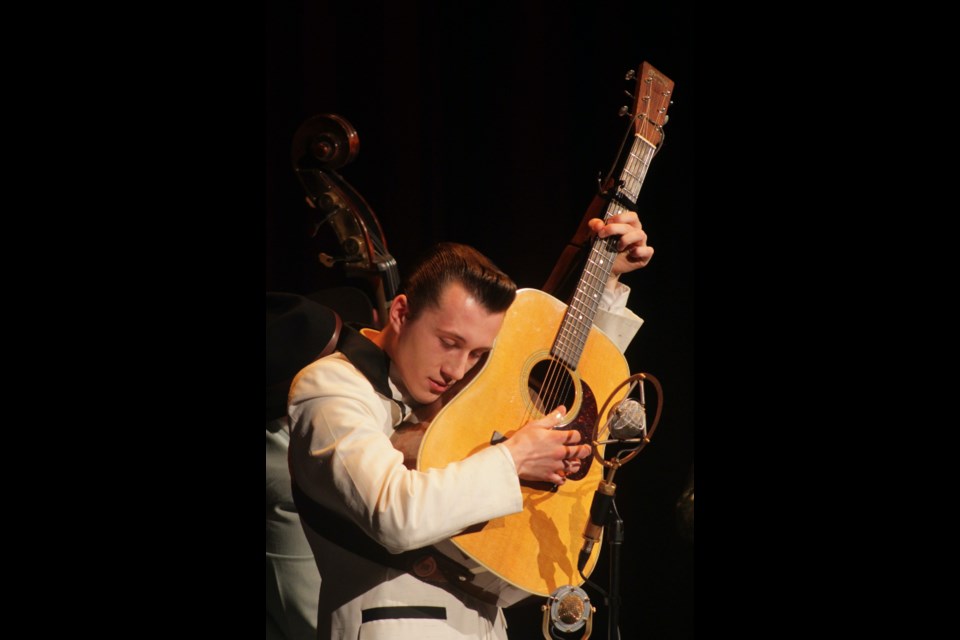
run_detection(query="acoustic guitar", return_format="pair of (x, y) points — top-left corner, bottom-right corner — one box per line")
(416, 61), (674, 601)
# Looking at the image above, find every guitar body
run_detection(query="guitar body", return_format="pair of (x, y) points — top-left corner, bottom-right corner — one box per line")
(417, 288), (629, 597)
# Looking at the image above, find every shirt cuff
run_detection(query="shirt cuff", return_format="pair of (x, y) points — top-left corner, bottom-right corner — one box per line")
(495, 441), (517, 471)
(600, 281), (632, 313)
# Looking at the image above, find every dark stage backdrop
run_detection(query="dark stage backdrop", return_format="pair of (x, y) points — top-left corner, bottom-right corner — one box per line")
(266, 2), (694, 638)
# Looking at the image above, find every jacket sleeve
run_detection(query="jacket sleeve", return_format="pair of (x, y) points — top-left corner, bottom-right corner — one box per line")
(287, 356), (523, 554)
(594, 281), (644, 354)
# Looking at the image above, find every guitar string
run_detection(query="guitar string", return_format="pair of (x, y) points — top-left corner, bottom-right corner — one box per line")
(545, 133), (653, 447)
(539, 111), (645, 421)
(520, 87), (661, 446)
(530, 127), (653, 439)
(534, 224), (619, 441)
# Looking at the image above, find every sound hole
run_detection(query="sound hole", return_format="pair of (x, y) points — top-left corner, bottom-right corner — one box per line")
(527, 359), (595, 482)
(528, 359), (576, 413)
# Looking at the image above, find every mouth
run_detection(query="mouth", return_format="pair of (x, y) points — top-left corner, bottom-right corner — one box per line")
(428, 378), (448, 394)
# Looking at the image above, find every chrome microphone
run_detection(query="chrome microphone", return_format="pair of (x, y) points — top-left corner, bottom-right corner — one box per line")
(578, 373), (661, 572)
(606, 396), (646, 440)
(542, 585), (594, 639)
(578, 394), (646, 572)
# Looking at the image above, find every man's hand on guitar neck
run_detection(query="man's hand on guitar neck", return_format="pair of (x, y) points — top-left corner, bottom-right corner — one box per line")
(588, 211), (654, 291)
(502, 406), (591, 486)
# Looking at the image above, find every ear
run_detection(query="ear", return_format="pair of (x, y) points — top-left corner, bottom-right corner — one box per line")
(388, 294), (410, 331)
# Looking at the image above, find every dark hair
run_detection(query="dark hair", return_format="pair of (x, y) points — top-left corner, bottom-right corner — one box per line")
(403, 242), (517, 321)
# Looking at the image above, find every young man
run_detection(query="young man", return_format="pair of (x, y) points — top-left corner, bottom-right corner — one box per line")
(288, 214), (651, 639)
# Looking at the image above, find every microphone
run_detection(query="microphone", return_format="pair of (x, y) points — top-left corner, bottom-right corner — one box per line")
(542, 585), (594, 638)
(605, 397), (646, 440)
(576, 397), (643, 572)
(577, 478), (616, 572)
(577, 382), (656, 572)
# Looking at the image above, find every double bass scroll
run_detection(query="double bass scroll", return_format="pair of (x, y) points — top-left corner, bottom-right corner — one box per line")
(291, 114), (400, 327)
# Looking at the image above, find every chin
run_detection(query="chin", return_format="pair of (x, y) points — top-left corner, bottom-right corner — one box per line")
(414, 390), (441, 405)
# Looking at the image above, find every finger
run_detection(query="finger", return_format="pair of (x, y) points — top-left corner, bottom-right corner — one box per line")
(535, 409), (563, 429)
(611, 228), (646, 252)
(590, 218), (630, 239)
(548, 406), (567, 427)
(597, 213), (641, 235)
(570, 444), (592, 459)
(625, 245), (654, 264)
(618, 229), (648, 250)
(606, 212), (640, 227)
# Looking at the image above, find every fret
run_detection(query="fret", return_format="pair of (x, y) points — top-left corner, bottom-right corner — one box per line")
(549, 62), (671, 370)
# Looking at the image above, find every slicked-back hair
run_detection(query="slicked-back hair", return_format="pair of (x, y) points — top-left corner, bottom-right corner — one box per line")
(402, 242), (517, 322)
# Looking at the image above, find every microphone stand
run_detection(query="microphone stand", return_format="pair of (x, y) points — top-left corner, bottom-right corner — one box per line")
(606, 508), (624, 640)
(586, 372), (664, 640)
(581, 465), (626, 640)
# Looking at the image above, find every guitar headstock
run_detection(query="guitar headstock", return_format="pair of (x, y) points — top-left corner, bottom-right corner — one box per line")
(629, 62), (674, 148)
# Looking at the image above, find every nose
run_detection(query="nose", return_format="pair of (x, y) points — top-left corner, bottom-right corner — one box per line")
(441, 352), (471, 383)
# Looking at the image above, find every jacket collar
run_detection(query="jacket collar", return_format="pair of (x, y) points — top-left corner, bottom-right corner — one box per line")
(338, 325), (414, 423)
(337, 324), (392, 398)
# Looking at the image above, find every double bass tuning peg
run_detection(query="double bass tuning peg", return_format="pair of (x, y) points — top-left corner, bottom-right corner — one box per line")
(318, 252), (364, 268)
(305, 189), (346, 214)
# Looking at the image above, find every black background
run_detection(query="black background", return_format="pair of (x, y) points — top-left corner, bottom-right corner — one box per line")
(266, 2), (695, 637)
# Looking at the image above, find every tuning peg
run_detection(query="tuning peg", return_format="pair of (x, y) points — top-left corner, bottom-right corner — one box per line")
(625, 69), (636, 80)
(313, 191), (344, 212)
(618, 106), (632, 117)
(318, 252), (363, 268)
(624, 90), (634, 100)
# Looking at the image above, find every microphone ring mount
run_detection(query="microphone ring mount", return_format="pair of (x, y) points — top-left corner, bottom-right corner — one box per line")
(592, 372), (664, 469)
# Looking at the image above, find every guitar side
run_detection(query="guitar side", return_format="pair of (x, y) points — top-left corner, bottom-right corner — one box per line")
(417, 288), (629, 597)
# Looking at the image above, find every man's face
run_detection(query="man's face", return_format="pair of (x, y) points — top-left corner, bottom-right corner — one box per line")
(392, 282), (506, 405)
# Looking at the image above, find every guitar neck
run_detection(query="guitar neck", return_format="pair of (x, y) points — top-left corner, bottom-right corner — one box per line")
(551, 62), (673, 369)
(552, 134), (654, 369)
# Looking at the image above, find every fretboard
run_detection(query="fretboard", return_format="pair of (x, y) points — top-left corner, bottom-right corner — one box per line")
(551, 133), (656, 369)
